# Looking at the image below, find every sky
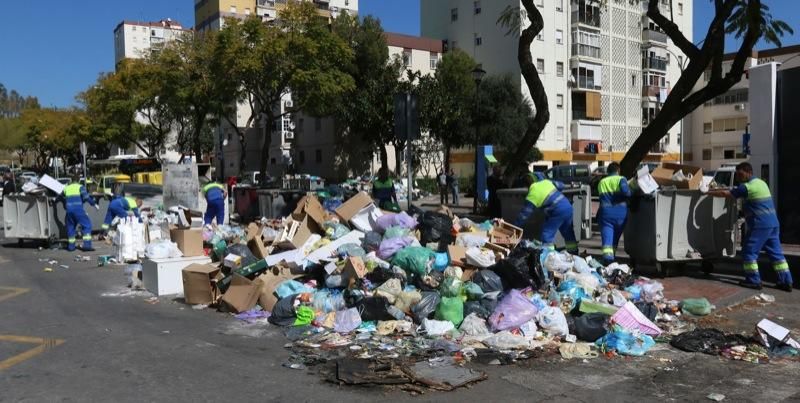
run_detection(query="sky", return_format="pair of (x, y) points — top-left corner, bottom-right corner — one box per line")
(0, 0), (798, 108)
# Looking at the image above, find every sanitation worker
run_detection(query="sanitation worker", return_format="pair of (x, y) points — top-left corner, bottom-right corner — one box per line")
(707, 162), (792, 292)
(514, 172), (578, 254)
(596, 162), (631, 264)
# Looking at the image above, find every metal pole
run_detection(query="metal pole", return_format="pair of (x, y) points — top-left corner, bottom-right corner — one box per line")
(406, 93), (413, 210)
(82, 152), (87, 181)
(473, 84), (481, 214)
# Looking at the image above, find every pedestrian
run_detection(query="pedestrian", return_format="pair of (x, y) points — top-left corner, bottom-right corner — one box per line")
(101, 196), (142, 234)
(596, 162), (631, 265)
(202, 178), (227, 226)
(514, 172), (578, 253)
(437, 170), (449, 205)
(707, 162), (793, 291)
(372, 167), (398, 209)
(1, 173), (15, 207)
(448, 169), (460, 206)
(487, 165), (505, 218)
(59, 174), (97, 251)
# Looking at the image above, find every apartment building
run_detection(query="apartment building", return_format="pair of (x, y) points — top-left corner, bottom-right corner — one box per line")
(685, 45), (800, 171)
(421, 0), (691, 172)
(113, 19), (189, 66)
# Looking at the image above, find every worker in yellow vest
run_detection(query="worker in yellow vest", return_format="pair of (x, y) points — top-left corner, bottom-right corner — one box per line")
(59, 176), (97, 251)
(372, 167), (397, 209)
(514, 172), (578, 253)
(102, 195), (143, 233)
(596, 162), (631, 264)
(202, 179), (227, 225)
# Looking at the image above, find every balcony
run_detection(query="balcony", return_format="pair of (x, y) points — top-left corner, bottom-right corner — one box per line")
(643, 56), (668, 71)
(642, 85), (667, 98)
(571, 11), (601, 28)
(572, 43), (601, 59)
(257, 0), (275, 7)
(642, 29), (667, 44)
(574, 75), (601, 91)
(650, 142), (666, 154)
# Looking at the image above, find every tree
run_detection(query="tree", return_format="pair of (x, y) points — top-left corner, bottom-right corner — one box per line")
(475, 74), (533, 150)
(620, 0), (794, 176)
(16, 108), (86, 173)
(0, 83), (39, 119)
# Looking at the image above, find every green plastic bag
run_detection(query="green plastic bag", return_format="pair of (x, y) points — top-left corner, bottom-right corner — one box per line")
(392, 247), (435, 277)
(384, 226), (410, 239)
(294, 306), (315, 326)
(440, 276), (463, 298)
(435, 296), (464, 327)
(462, 282), (484, 301)
(681, 298), (713, 316)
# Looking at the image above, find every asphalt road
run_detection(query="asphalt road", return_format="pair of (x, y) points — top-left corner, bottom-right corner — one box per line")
(1, 233), (799, 401)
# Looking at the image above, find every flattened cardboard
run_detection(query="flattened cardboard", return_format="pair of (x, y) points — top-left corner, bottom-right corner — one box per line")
(221, 274), (261, 313)
(461, 267), (477, 282)
(342, 256), (367, 280)
(256, 265), (304, 311)
(448, 244), (467, 268)
(246, 223), (270, 259)
(170, 228), (204, 257)
(651, 162), (704, 190)
(293, 195), (327, 227)
(335, 191), (373, 222)
(182, 263), (222, 305)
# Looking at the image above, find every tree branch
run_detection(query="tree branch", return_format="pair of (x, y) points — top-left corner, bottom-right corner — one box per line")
(647, 0), (700, 60)
(722, 0), (761, 87)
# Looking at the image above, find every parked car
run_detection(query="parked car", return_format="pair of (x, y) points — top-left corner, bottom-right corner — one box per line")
(712, 166), (736, 188)
(19, 171), (38, 183)
(545, 164), (592, 185)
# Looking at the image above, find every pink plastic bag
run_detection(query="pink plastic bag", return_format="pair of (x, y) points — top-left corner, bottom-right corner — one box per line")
(378, 236), (416, 260)
(610, 301), (662, 336)
(488, 289), (540, 332)
(375, 212), (418, 234)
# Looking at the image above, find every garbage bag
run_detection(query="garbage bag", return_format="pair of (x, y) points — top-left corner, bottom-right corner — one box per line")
(412, 291), (441, 323)
(484, 331), (531, 350)
(419, 211), (454, 245)
(323, 221), (350, 240)
(375, 212), (418, 233)
(634, 301), (658, 321)
(439, 276), (462, 298)
(384, 226), (411, 240)
(276, 280), (314, 299)
(459, 313), (490, 336)
(394, 290), (422, 313)
(489, 246), (547, 291)
(375, 278), (402, 303)
(435, 296), (464, 327)
(366, 265), (402, 286)
(596, 326), (655, 356)
(669, 328), (754, 354)
(325, 274), (345, 288)
(465, 247), (496, 268)
(462, 282), (484, 301)
(641, 280), (664, 302)
(334, 307), (363, 333)
(574, 313), (609, 342)
(443, 266), (463, 279)
(464, 300), (492, 319)
(455, 234), (489, 248)
(543, 251), (574, 274)
(392, 246), (435, 277)
(363, 231), (383, 252)
(472, 270), (503, 293)
(352, 296), (394, 322)
(681, 298), (714, 316)
(337, 243), (366, 258)
(312, 290), (346, 313)
(488, 289), (539, 332)
(557, 280), (589, 312)
(224, 244), (258, 269)
(433, 252), (450, 271)
(414, 270), (444, 291)
(269, 295), (299, 326)
(421, 318), (455, 336)
(294, 306), (315, 326)
(145, 240), (183, 260)
(564, 271), (600, 295)
(537, 306), (569, 337)
(378, 237), (417, 261)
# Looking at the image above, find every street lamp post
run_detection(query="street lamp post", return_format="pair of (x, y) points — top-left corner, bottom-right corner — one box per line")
(472, 67), (486, 215)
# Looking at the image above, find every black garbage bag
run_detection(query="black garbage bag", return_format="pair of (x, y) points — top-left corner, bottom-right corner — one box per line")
(407, 204), (426, 219)
(366, 265), (403, 286)
(353, 296), (394, 322)
(480, 297), (499, 316)
(488, 246), (546, 291)
(471, 270), (503, 293)
(635, 302), (658, 322)
(418, 211), (453, 245)
(268, 295), (299, 327)
(566, 314), (577, 336)
(670, 328), (755, 355)
(574, 313), (609, 342)
(414, 270), (444, 292)
(362, 231), (382, 252)
(412, 291), (441, 323)
(464, 300), (492, 319)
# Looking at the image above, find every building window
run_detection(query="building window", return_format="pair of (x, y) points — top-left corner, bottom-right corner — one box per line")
(632, 74), (636, 87)
(537, 58), (545, 72)
(703, 122), (712, 133)
(724, 149), (735, 159)
(474, 1), (481, 14)
(230, 5), (237, 13)
(451, 8), (458, 22)
(474, 36), (483, 46)
(712, 117), (748, 133)
(556, 94), (564, 109)
(678, 2), (683, 15)
(282, 116), (292, 133)
(315, 149), (322, 163)
(299, 150), (305, 165)
(555, 29), (564, 45)
(702, 149), (712, 160)
(345, 0), (349, 5)
(245, 8), (251, 15)
(536, 0), (543, 7)
(537, 32), (544, 41)
(556, 62), (564, 77)
(402, 49), (412, 67)
(556, 126), (565, 140)
(315, 117), (322, 132)
(678, 55), (683, 67)
(430, 53), (439, 70)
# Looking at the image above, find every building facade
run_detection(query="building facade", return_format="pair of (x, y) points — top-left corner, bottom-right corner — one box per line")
(685, 45), (800, 171)
(113, 19), (188, 65)
(421, 0), (692, 173)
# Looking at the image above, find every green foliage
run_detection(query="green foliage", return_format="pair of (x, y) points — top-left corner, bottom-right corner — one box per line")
(0, 83), (39, 119)
(476, 74), (533, 150)
(726, 1), (794, 47)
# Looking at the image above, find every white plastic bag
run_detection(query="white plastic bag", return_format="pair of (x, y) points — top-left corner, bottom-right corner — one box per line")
(421, 318), (455, 336)
(537, 306), (569, 337)
(459, 313), (490, 336)
(145, 239), (183, 259)
(564, 271), (600, 295)
(483, 331), (530, 349)
(456, 234), (489, 248)
(641, 281), (664, 302)
(465, 247), (495, 268)
(544, 251), (574, 274)
(115, 218), (145, 262)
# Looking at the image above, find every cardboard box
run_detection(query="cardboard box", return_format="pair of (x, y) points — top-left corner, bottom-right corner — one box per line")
(182, 263), (222, 305)
(39, 174), (65, 194)
(293, 194), (327, 227)
(272, 215), (316, 250)
(461, 267), (477, 282)
(255, 265), (304, 311)
(335, 191), (373, 222)
(651, 162), (704, 190)
(223, 254), (242, 270)
(490, 222), (523, 247)
(221, 275), (262, 314)
(170, 228), (204, 257)
(448, 244), (468, 268)
(142, 255), (213, 296)
(342, 256), (367, 281)
(246, 223), (270, 259)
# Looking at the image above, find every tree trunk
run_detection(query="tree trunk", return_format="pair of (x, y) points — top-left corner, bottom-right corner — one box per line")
(379, 144), (388, 170)
(259, 113), (272, 182)
(444, 144), (451, 172)
(503, 0), (549, 186)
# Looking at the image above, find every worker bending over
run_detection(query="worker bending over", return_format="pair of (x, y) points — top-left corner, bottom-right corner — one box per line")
(707, 162), (792, 292)
(597, 162), (631, 264)
(514, 172), (578, 253)
(202, 179), (227, 226)
(60, 176), (97, 251)
(372, 167), (398, 209)
(102, 196), (143, 232)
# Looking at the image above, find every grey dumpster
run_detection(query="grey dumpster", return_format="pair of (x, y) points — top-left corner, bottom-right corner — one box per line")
(498, 185), (593, 246)
(3, 194), (111, 243)
(624, 189), (738, 273)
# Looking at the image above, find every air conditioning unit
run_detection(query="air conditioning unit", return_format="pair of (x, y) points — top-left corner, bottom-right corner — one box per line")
(284, 100), (293, 108)
(734, 103), (746, 111)
(284, 131), (295, 140)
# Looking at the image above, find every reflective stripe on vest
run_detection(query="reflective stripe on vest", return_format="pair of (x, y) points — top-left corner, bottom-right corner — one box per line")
(373, 179), (393, 189)
(64, 183), (82, 197)
(525, 180), (557, 208)
(745, 178), (771, 201)
(203, 183), (224, 193)
(125, 197), (137, 210)
(598, 175), (622, 195)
